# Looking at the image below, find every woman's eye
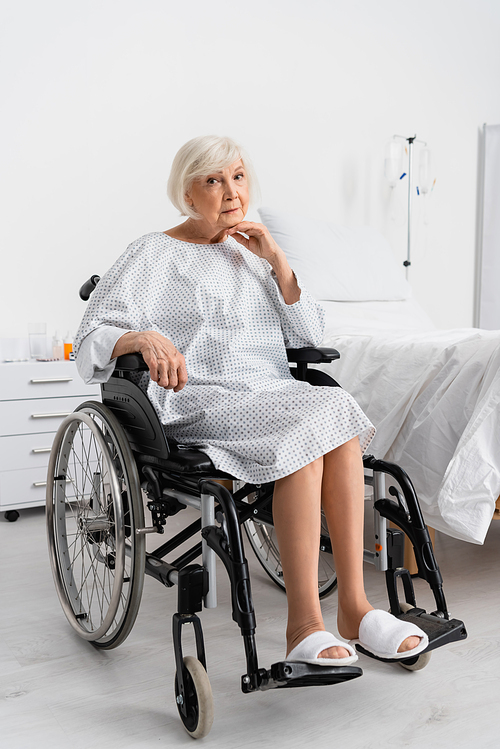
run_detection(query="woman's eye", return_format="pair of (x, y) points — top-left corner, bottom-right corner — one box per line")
(207, 178), (218, 185)
(234, 174), (244, 181)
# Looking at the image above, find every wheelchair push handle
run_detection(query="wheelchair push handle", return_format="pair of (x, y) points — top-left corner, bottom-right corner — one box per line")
(79, 275), (101, 301)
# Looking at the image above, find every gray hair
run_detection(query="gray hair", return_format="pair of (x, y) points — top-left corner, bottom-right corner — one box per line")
(167, 135), (259, 219)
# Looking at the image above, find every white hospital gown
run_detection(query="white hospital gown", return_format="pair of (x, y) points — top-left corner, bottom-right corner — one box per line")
(75, 232), (374, 483)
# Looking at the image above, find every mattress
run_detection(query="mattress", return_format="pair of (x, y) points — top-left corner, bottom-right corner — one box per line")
(317, 300), (499, 544)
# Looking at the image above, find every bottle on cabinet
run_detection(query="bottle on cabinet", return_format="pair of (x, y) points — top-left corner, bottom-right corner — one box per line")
(64, 332), (74, 361)
(52, 331), (63, 360)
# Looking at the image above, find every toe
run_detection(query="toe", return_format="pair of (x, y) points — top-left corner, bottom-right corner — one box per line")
(397, 635), (422, 653)
(319, 646), (351, 659)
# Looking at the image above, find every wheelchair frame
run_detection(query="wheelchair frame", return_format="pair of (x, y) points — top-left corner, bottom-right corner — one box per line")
(46, 342), (467, 739)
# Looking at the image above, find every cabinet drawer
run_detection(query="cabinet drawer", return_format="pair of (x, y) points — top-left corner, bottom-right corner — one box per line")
(0, 361), (99, 401)
(0, 396), (94, 436)
(0, 466), (51, 508)
(0, 433), (56, 472)
(0, 465), (84, 509)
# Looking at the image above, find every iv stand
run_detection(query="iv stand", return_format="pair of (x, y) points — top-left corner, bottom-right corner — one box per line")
(392, 134), (427, 279)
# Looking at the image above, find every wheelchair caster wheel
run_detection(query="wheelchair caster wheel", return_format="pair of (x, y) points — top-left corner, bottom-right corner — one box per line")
(395, 602), (432, 672)
(399, 651), (432, 671)
(175, 656), (214, 739)
(4, 510), (20, 522)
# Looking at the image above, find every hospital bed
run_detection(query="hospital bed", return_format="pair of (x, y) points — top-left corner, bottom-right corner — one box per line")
(259, 208), (500, 545)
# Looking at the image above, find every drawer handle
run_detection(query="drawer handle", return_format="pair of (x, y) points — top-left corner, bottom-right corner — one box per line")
(31, 412), (72, 419)
(30, 378), (74, 384)
(32, 447), (52, 454)
(34, 478), (69, 487)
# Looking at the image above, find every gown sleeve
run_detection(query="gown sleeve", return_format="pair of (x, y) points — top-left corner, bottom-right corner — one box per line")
(270, 270), (325, 348)
(74, 238), (157, 384)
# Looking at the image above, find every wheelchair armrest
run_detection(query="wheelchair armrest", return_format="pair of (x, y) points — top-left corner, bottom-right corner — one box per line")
(114, 353), (149, 371)
(286, 347), (340, 364)
(113, 348), (340, 374)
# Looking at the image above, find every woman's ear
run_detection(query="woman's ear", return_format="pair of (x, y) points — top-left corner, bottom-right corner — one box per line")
(185, 192), (193, 207)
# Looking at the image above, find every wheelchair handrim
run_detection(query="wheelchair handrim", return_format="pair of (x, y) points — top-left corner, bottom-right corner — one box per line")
(46, 412), (126, 641)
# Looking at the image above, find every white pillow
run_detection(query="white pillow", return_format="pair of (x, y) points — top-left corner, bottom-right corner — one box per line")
(258, 207), (411, 302)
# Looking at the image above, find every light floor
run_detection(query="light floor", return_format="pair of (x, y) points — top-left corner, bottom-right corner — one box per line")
(1, 504), (499, 749)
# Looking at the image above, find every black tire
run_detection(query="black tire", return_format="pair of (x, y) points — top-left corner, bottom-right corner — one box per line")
(46, 401), (145, 649)
(4, 510), (20, 522)
(175, 656), (214, 739)
(244, 509), (337, 598)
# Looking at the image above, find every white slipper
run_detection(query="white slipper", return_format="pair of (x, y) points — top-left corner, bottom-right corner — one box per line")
(286, 631), (358, 667)
(349, 609), (429, 660)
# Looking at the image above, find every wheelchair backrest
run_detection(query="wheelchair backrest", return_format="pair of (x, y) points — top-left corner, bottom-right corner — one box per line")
(101, 363), (171, 461)
(78, 279), (171, 460)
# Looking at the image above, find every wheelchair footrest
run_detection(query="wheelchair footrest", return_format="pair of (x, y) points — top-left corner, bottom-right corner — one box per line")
(255, 661), (363, 691)
(355, 608), (467, 664)
(400, 608), (467, 652)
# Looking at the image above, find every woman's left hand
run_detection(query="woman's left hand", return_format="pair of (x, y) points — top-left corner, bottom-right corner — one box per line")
(228, 221), (301, 304)
(227, 222), (281, 263)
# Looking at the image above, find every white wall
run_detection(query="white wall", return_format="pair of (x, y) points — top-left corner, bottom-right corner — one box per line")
(2, 0), (500, 341)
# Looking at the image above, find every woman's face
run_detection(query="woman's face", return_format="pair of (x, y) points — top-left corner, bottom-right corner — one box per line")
(186, 159), (249, 232)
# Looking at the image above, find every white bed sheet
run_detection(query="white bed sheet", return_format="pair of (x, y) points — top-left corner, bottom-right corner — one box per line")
(318, 300), (500, 544)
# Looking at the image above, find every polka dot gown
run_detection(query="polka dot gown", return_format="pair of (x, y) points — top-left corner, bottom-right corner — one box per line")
(75, 232), (375, 482)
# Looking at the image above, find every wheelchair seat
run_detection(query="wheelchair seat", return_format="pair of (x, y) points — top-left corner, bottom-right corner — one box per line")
(101, 349), (341, 476)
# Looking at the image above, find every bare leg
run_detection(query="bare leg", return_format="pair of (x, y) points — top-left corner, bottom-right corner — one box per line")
(322, 438), (419, 652)
(273, 439), (419, 660)
(273, 457), (351, 659)
(321, 438), (372, 638)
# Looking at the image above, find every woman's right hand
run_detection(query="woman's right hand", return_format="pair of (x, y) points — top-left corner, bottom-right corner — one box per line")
(111, 330), (188, 392)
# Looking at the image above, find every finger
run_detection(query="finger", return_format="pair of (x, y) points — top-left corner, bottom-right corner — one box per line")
(228, 221), (263, 236)
(144, 350), (159, 383)
(231, 232), (249, 249)
(174, 361), (188, 392)
(155, 356), (174, 388)
(166, 362), (178, 391)
(155, 359), (168, 388)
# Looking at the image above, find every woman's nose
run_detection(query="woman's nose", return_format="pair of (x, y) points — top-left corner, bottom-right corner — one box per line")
(224, 182), (238, 200)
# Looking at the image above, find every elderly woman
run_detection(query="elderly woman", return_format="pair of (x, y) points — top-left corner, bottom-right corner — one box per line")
(75, 135), (427, 666)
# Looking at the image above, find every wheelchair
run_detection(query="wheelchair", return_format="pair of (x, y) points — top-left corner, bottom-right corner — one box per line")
(45, 276), (467, 739)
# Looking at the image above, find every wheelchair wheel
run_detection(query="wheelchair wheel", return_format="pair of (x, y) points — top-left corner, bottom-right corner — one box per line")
(46, 401), (145, 649)
(395, 603), (432, 672)
(175, 656), (214, 739)
(244, 510), (337, 598)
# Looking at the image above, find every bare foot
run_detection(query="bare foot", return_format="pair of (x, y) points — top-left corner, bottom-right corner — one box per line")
(318, 644), (351, 659)
(286, 626), (351, 661)
(338, 604), (422, 653)
(396, 635), (421, 653)
(337, 602), (374, 641)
